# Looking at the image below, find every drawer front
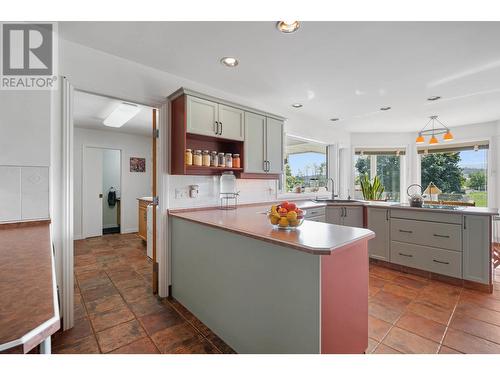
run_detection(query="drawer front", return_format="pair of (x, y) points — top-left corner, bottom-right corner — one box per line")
(391, 218), (462, 251)
(304, 207), (325, 219)
(390, 241), (427, 269)
(426, 247), (462, 278)
(391, 241), (462, 278)
(307, 215), (325, 222)
(390, 209), (462, 224)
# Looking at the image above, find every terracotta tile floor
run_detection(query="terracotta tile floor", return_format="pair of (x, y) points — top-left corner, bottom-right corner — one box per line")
(52, 233), (500, 354)
(51, 233), (235, 354)
(367, 264), (500, 354)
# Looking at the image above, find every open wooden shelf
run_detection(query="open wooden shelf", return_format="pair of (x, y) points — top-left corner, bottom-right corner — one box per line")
(186, 165), (243, 176)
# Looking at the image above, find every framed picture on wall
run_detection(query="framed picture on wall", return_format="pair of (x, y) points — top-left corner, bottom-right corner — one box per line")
(130, 157), (146, 172)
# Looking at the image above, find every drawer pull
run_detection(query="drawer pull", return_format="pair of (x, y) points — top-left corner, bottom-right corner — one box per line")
(310, 211), (318, 215)
(398, 252), (413, 258)
(433, 234), (450, 238)
(433, 259), (450, 265)
(399, 229), (413, 234)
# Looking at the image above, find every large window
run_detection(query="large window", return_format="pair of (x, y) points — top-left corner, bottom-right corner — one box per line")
(419, 142), (488, 207)
(353, 149), (404, 202)
(284, 136), (327, 193)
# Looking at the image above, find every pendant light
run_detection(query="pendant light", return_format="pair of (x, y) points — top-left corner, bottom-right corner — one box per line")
(415, 115), (454, 144)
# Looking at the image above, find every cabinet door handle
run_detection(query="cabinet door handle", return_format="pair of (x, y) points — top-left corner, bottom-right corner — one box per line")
(399, 229), (413, 234)
(433, 234), (450, 238)
(398, 252), (413, 258)
(433, 259), (450, 265)
(214, 121), (218, 134)
(219, 121), (223, 135)
(267, 160), (271, 172)
(386, 209), (389, 221)
(464, 216), (467, 230)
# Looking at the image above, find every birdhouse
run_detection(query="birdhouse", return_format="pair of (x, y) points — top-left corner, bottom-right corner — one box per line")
(424, 182), (442, 202)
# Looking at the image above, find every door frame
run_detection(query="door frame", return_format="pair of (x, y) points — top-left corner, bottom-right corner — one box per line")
(82, 145), (123, 238)
(60, 82), (168, 330)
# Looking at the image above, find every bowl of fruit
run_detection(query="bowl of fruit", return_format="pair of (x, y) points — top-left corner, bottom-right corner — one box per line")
(268, 201), (305, 230)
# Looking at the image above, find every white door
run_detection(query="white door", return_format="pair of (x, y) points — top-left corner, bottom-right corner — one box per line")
(186, 95), (218, 137)
(343, 206), (364, 228)
(265, 117), (284, 174)
(83, 147), (103, 238)
(218, 104), (244, 141)
(244, 112), (266, 173)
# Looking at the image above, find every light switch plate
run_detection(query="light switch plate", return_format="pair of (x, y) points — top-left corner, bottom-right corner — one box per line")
(175, 188), (188, 199)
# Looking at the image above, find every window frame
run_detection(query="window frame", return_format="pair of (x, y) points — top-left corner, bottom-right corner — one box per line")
(281, 134), (330, 195)
(416, 139), (492, 207)
(351, 146), (407, 202)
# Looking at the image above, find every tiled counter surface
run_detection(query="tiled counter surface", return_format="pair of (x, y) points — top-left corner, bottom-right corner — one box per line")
(0, 220), (60, 354)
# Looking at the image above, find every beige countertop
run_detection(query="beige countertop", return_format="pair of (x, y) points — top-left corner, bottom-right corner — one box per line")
(169, 204), (374, 256)
(305, 199), (498, 216)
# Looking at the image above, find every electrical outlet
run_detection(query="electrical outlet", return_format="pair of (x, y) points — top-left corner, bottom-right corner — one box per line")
(175, 188), (188, 199)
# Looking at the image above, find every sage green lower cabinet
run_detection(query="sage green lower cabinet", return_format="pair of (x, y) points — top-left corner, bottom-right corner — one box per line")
(463, 214), (491, 284)
(367, 208), (390, 261)
(325, 206), (363, 228)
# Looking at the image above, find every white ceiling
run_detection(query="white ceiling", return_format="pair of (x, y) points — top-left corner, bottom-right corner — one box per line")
(73, 90), (153, 136)
(60, 21), (500, 133)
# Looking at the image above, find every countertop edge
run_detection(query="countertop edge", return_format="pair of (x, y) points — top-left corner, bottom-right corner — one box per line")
(169, 213), (374, 256)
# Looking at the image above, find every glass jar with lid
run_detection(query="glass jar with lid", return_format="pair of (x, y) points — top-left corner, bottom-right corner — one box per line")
(202, 150), (211, 167)
(218, 152), (225, 167)
(210, 151), (218, 167)
(225, 153), (233, 168)
(193, 150), (202, 166)
(232, 153), (240, 168)
(185, 149), (193, 166)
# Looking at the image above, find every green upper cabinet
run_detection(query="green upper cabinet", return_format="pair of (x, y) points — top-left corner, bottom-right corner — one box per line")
(244, 114), (283, 175)
(186, 95), (219, 137)
(186, 95), (244, 141)
(265, 117), (284, 174)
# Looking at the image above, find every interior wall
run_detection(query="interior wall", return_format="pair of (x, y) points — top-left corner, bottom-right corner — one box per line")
(0, 91), (51, 222)
(74, 127), (151, 239)
(102, 149), (121, 228)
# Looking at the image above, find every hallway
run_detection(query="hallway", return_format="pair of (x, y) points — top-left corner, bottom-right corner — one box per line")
(51, 233), (234, 353)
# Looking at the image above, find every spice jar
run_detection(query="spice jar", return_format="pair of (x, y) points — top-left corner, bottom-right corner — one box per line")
(232, 153), (240, 168)
(185, 149), (193, 166)
(193, 150), (202, 166)
(210, 151), (218, 167)
(218, 152), (225, 167)
(202, 150), (211, 167)
(225, 153), (233, 168)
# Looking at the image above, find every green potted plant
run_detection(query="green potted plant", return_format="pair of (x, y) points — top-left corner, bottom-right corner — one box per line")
(360, 174), (385, 200)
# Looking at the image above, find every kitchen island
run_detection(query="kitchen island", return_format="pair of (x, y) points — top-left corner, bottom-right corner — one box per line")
(169, 204), (374, 354)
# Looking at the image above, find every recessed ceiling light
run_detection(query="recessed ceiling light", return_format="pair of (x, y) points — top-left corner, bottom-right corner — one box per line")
(291, 103), (303, 108)
(103, 102), (141, 127)
(380, 106), (391, 111)
(329, 118), (340, 122)
(427, 96), (442, 101)
(220, 57), (239, 67)
(276, 21), (300, 33)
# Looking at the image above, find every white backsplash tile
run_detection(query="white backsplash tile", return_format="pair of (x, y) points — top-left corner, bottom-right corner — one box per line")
(168, 175), (278, 209)
(0, 166), (21, 222)
(21, 166), (49, 220)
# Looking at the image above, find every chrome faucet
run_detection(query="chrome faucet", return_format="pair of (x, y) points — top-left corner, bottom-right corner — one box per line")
(327, 178), (338, 200)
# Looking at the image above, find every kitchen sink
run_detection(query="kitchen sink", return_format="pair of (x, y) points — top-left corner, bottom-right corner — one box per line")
(421, 204), (464, 210)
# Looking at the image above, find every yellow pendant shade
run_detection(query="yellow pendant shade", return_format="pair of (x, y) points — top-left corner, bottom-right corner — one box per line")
(416, 134), (425, 144)
(429, 135), (438, 145)
(443, 131), (454, 141)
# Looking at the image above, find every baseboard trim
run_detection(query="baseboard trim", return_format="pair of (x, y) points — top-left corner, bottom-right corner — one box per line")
(121, 227), (138, 234)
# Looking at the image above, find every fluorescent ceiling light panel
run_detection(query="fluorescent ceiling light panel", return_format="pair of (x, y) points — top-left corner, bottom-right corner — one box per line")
(104, 102), (141, 127)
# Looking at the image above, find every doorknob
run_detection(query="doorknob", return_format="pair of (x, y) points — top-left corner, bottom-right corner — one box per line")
(99, 194), (103, 198)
